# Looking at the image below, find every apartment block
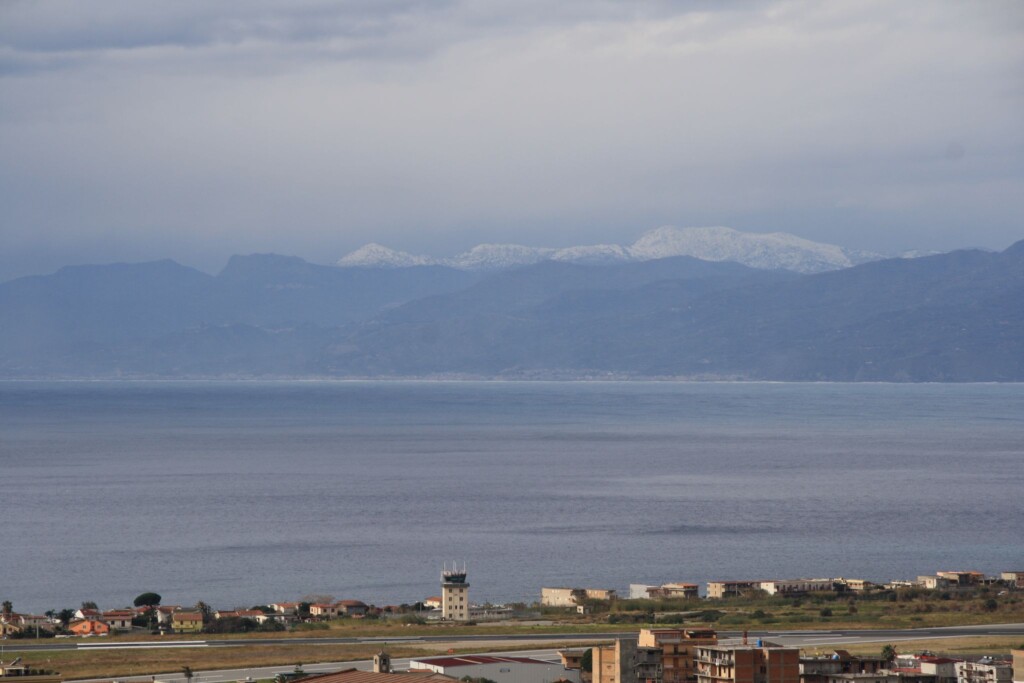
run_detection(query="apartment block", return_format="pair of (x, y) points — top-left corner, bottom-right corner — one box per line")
(1011, 650), (1023, 683)
(593, 639), (664, 683)
(542, 586), (617, 606)
(800, 650), (888, 683)
(706, 582), (761, 599)
(696, 644), (799, 683)
(956, 660), (1012, 683)
(758, 579), (833, 596)
(639, 628), (717, 683)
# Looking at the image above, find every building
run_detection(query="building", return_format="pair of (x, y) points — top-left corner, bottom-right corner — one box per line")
(956, 660), (1012, 683)
(916, 577), (953, 590)
(102, 610), (134, 632)
(660, 584), (700, 599)
(172, 611), (204, 633)
(272, 602), (302, 615)
(758, 580), (833, 596)
(68, 619), (109, 636)
(410, 655), (580, 683)
(918, 657), (960, 683)
(337, 600), (368, 617)
(638, 629), (718, 683)
(800, 650), (888, 683)
(936, 572), (985, 587)
(833, 579), (873, 592)
(292, 668), (457, 683)
(593, 639), (663, 683)
(441, 564), (470, 621)
(695, 644), (800, 683)
(705, 582), (761, 600)
(1010, 651), (1023, 683)
(424, 597), (443, 609)
(310, 604), (339, 619)
(630, 584), (700, 600)
(543, 588), (585, 607)
(0, 660), (63, 683)
(155, 606), (181, 624)
(1001, 573), (1024, 589)
(560, 651), (587, 671)
(542, 587), (618, 607)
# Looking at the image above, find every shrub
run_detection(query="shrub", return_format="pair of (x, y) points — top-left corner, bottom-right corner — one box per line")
(819, 608), (832, 617)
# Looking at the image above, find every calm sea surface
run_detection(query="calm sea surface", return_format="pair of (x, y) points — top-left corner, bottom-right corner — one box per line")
(1, 381), (1022, 613)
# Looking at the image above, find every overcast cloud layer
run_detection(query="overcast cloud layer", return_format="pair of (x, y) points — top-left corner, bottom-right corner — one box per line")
(1, 0), (1022, 280)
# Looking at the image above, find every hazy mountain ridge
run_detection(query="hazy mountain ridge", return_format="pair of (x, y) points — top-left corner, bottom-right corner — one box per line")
(1, 241), (1021, 381)
(337, 226), (882, 274)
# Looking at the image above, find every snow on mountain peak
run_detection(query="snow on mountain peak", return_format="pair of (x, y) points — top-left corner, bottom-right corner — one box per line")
(551, 243), (631, 264)
(446, 243), (556, 270)
(337, 243), (435, 268)
(338, 227), (876, 273)
(628, 226), (853, 273)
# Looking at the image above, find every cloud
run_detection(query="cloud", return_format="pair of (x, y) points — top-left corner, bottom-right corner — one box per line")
(0, 0), (1022, 280)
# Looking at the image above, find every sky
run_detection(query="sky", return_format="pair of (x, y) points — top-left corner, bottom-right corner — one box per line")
(1, 0), (1022, 280)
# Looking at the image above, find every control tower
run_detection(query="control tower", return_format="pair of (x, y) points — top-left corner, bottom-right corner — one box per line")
(441, 562), (470, 621)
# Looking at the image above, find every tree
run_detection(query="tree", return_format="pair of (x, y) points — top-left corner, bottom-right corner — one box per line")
(195, 601), (213, 624)
(58, 609), (75, 628)
(134, 592), (162, 608)
(881, 644), (897, 663)
(2, 600), (12, 620)
(580, 648), (593, 673)
(182, 666), (194, 683)
(81, 601), (98, 610)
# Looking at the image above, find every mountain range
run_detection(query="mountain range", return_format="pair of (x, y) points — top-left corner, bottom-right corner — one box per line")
(337, 226), (883, 274)
(1, 232), (1021, 381)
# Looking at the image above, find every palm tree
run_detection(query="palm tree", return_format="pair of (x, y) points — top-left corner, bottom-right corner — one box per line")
(2, 600), (13, 621)
(881, 644), (897, 664)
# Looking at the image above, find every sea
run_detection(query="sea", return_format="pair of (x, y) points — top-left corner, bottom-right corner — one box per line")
(1, 380), (1022, 613)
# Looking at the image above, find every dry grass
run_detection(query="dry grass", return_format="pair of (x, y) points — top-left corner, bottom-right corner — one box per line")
(11, 639), (603, 681)
(14, 644), (430, 680)
(829, 635), (1024, 657)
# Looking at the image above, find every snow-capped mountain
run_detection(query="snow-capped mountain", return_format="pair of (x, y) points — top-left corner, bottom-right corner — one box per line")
(448, 243), (555, 270)
(628, 226), (855, 272)
(337, 227), (884, 273)
(336, 243), (435, 268)
(551, 243), (632, 264)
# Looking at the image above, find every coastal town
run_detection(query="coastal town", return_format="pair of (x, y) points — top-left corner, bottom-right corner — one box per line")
(2, 567), (1024, 683)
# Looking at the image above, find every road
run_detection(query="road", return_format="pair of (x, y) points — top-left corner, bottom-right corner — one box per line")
(6, 624), (1023, 683)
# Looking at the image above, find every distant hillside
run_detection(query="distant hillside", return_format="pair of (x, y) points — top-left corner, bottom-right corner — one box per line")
(1, 241), (1021, 381)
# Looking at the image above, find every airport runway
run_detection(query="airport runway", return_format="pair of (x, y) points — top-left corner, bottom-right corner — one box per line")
(9, 623), (1024, 655)
(7, 623), (1022, 683)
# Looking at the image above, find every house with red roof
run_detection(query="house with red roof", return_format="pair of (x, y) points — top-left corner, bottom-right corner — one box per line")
(310, 603), (339, 619)
(336, 600), (368, 617)
(102, 609), (135, 632)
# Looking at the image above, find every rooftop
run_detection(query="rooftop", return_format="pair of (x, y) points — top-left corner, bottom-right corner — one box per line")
(412, 656), (562, 668)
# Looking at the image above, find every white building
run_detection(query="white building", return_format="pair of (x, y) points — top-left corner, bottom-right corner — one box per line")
(630, 584), (658, 599)
(410, 655), (580, 683)
(759, 578), (833, 595)
(956, 659), (1012, 683)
